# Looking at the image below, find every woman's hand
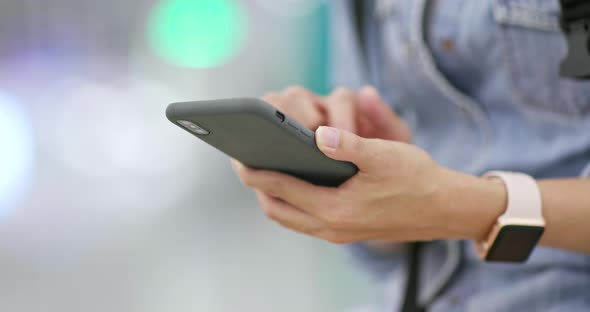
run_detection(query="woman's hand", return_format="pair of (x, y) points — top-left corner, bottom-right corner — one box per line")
(262, 86), (326, 131)
(262, 86), (411, 142)
(232, 127), (507, 244)
(240, 87), (590, 254)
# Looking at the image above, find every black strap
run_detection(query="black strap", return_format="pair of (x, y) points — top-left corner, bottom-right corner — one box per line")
(560, 0), (590, 24)
(558, 0), (590, 78)
(352, 0), (368, 68)
(401, 242), (425, 312)
(352, 2), (425, 311)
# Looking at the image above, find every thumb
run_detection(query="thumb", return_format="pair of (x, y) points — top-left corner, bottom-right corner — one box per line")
(316, 126), (380, 171)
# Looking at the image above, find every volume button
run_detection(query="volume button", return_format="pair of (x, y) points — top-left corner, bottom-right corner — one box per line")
(300, 129), (312, 139)
(286, 121), (299, 131)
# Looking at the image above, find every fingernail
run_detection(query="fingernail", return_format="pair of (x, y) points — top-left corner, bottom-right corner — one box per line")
(231, 159), (243, 171)
(317, 126), (340, 149)
(361, 86), (379, 100)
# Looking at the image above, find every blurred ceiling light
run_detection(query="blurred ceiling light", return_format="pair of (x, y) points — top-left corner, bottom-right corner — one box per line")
(29, 76), (218, 229)
(103, 78), (198, 176)
(38, 79), (128, 178)
(147, 0), (248, 68)
(254, 0), (323, 18)
(37, 77), (199, 178)
(0, 92), (34, 216)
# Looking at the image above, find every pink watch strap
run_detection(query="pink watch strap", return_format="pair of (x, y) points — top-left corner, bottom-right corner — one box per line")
(485, 171), (545, 225)
(477, 171), (545, 260)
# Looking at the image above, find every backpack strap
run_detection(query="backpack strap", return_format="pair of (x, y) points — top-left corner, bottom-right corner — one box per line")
(559, 0), (590, 78)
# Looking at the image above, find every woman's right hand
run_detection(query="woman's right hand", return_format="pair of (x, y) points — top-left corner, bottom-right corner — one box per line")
(259, 85), (412, 251)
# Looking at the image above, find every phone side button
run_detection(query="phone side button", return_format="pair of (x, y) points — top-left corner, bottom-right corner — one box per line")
(300, 129), (312, 139)
(275, 111), (286, 122)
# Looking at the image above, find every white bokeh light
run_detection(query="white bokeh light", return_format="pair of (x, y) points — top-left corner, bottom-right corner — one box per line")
(37, 77), (126, 177)
(36, 76), (200, 178)
(33, 75), (217, 223)
(105, 78), (198, 176)
(0, 92), (34, 217)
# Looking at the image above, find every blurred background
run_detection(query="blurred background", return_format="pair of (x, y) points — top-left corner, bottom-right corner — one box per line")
(0, 0), (376, 311)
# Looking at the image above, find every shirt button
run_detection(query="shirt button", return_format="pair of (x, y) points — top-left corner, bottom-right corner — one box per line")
(441, 38), (456, 53)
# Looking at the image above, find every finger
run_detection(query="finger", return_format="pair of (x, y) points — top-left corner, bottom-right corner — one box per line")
(230, 158), (242, 175)
(231, 159), (254, 187)
(316, 126), (394, 172)
(233, 161), (338, 218)
(262, 92), (311, 128)
(281, 86), (324, 129)
(256, 191), (324, 236)
(258, 192), (387, 244)
(323, 87), (357, 133)
(357, 113), (377, 138)
(358, 86), (411, 142)
(262, 92), (289, 110)
(262, 91), (279, 100)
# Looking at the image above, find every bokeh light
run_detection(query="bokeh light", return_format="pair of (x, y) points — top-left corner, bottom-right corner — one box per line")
(0, 92), (34, 216)
(33, 76), (219, 223)
(36, 77), (199, 178)
(147, 0), (248, 68)
(0, 2), (371, 312)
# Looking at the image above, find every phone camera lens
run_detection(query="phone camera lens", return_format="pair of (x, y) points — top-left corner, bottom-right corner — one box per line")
(178, 120), (210, 135)
(194, 128), (209, 135)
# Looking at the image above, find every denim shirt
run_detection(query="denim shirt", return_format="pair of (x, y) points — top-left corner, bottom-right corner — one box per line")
(330, 0), (590, 311)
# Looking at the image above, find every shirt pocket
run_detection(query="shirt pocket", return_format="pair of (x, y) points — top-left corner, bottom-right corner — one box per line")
(492, 0), (590, 119)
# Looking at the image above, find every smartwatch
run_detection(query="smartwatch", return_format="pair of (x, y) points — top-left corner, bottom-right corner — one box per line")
(476, 171), (546, 262)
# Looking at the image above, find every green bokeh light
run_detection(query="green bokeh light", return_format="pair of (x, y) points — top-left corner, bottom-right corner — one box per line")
(148, 0), (247, 68)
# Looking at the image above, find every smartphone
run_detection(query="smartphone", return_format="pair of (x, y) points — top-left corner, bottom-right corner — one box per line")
(166, 98), (358, 187)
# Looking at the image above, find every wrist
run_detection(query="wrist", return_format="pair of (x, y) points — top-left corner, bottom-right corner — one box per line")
(435, 168), (507, 241)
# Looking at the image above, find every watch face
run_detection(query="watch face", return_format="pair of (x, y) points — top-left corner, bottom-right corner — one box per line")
(486, 225), (545, 262)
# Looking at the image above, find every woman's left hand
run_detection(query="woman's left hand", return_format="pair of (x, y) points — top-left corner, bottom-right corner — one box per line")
(232, 127), (506, 244)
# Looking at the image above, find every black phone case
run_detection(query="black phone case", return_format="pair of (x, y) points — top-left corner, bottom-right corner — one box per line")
(166, 98), (358, 187)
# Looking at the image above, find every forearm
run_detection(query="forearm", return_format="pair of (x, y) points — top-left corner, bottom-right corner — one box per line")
(442, 169), (590, 255)
(536, 179), (590, 254)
